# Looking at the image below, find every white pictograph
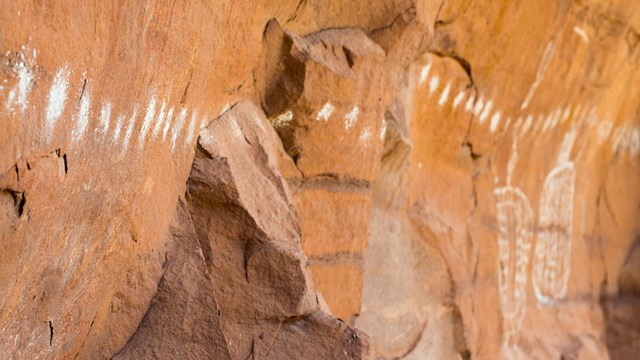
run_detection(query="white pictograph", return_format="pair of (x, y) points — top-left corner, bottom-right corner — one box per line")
(533, 162), (575, 304)
(495, 186), (534, 335)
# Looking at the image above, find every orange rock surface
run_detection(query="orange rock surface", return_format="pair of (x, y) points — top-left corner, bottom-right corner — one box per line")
(0, 1), (638, 359)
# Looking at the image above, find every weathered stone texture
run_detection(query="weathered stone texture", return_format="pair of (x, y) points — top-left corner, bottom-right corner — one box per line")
(1, 0), (639, 359)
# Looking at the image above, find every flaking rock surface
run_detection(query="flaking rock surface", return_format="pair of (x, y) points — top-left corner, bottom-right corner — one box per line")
(1, 1), (639, 359)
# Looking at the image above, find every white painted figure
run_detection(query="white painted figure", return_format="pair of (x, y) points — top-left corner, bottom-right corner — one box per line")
(495, 186), (534, 336)
(533, 130), (576, 304)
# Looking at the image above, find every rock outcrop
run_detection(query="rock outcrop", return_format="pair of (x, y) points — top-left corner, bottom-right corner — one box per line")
(1, 0), (638, 359)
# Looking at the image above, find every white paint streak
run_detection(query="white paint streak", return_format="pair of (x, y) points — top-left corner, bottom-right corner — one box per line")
(560, 107), (571, 126)
(438, 83), (451, 106)
(200, 115), (208, 130)
(473, 97), (485, 117)
(542, 113), (555, 132)
(573, 26), (590, 43)
(428, 76), (440, 96)
(453, 90), (466, 110)
(152, 101), (168, 138)
(113, 114), (126, 143)
(550, 109), (562, 129)
(513, 117), (524, 132)
(479, 100), (493, 124)
(121, 107), (139, 152)
(379, 121), (387, 140)
(504, 117), (513, 129)
(99, 101), (112, 134)
(45, 67), (70, 139)
(163, 107), (175, 141)
(230, 116), (244, 139)
(316, 102), (335, 122)
(185, 110), (198, 146)
(138, 95), (157, 146)
(557, 130), (577, 164)
(359, 128), (372, 143)
(612, 127), (626, 153)
(5, 60), (34, 113)
(171, 108), (187, 150)
(490, 111), (502, 133)
(521, 41), (555, 110)
(629, 128), (640, 157)
(596, 120), (613, 142)
(521, 115), (534, 134)
(419, 62), (432, 85)
(506, 138), (518, 185)
(72, 87), (91, 143)
(345, 105), (360, 129)
(464, 95), (475, 113)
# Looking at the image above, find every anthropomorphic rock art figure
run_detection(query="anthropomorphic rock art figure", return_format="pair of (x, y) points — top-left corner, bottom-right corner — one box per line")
(495, 186), (534, 335)
(495, 138), (534, 336)
(533, 131), (576, 304)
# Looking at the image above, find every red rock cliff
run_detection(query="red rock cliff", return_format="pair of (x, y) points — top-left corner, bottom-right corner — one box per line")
(1, 1), (638, 359)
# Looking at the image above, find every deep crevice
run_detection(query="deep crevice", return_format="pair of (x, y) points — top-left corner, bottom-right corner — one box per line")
(48, 320), (54, 347)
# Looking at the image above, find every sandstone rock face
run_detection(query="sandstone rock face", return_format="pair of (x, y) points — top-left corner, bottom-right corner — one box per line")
(1, 1), (638, 359)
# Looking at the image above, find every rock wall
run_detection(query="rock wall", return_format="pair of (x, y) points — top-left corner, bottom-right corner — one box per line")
(1, 1), (638, 359)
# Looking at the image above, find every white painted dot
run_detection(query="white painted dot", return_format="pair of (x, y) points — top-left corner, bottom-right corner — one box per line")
(438, 83), (451, 107)
(316, 102), (334, 122)
(45, 67), (70, 139)
(345, 105), (360, 129)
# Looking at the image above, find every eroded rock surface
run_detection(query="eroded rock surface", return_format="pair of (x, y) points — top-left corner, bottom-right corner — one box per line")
(1, 0), (638, 359)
